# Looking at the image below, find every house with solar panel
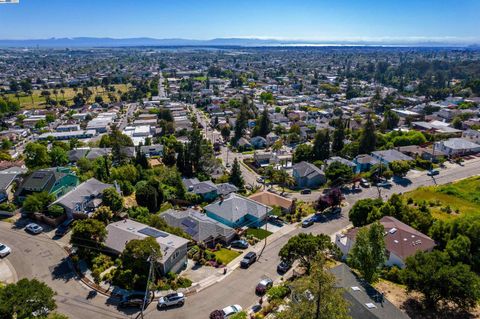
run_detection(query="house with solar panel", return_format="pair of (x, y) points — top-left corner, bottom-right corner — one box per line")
(161, 209), (236, 246)
(203, 193), (272, 228)
(105, 219), (189, 274)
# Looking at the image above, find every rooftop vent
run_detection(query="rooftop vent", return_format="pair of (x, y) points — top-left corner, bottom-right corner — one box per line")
(365, 303), (376, 309)
(389, 228), (397, 234)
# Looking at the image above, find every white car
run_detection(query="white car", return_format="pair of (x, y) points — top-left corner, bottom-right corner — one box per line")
(0, 243), (11, 257)
(25, 223), (43, 234)
(157, 292), (185, 309)
(222, 305), (243, 317)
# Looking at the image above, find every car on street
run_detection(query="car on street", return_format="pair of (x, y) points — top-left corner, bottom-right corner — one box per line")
(360, 178), (371, 188)
(0, 243), (11, 257)
(55, 219), (74, 237)
(157, 292), (185, 309)
(300, 188), (312, 194)
(256, 177), (264, 183)
(376, 180), (392, 188)
(427, 169), (440, 176)
(301, 218), (314, 228)
(230, 239), (249, 249)
(255, 278), (273, 295)
(277, 260), (292, 274)
(222, 304), (243, 317)
(25, 223), (43, 234)
(118, 293), (151, 309)
(240, 251), (257, 268)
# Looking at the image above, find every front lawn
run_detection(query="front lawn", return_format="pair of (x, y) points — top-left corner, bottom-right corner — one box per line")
(246, 227), (273, 240)
(213, 248), (240, 265)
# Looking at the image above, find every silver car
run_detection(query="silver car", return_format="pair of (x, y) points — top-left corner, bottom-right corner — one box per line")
(25, 223), (43, 234)
(222, 304), (243, 317)
(0, 243), (11, 257)
(157, 292), (185, 309)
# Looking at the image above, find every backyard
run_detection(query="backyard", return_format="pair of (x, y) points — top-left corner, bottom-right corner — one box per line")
(402, 176), (480, 220)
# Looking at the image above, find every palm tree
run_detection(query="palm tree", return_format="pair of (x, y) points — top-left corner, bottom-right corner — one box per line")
(274, 169), (295, 194)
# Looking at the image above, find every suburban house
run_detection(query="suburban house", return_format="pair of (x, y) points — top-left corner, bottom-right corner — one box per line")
(434, 138), (480, 156)
(68, 147), (111, 163)
(462, 129), (480, 144)
(353, 154), (380, 173)
(161, 209), (236, 246)
(105, 219), (189, 274)
(250, 136), (267, 149)
(0, 166), (27, 203)
(370, 149), (414, 165)
(139, 144), (164, 157)
(183, 178), (238, 201)
(236, 137), (252, 151)
(292, 161), (326, 188)
(248, 190), (294, 214)
(50, 178), (112, 219)
(335, 216), (435, 268)
(326, 156), (357, 171)
(266, 132), (279, 146)
(204, 193), (272, 228)
(15, 167), (79, 202)
(330, 264), (410, 319)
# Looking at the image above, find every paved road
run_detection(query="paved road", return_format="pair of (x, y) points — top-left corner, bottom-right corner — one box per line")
(0, 222), (128, 319)
(118, 102), (138, 131)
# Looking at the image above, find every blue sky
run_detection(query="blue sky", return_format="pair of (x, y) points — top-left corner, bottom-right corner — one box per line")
(0, 0), (479, 42)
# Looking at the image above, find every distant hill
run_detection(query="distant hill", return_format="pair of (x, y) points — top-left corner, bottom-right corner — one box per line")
(0, 37), (474, 48)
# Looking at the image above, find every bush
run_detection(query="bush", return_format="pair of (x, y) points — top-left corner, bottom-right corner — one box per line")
(46, 204), (64, 218)
(0, 202), (16, 212)
(267, 284), (290, 301)
(381, 266), (403, 284)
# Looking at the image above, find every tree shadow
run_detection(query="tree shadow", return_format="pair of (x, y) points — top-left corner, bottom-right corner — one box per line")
(402, 298), (476, 319)
(51, 257), (77, 282)
(393, 176), (412, 187)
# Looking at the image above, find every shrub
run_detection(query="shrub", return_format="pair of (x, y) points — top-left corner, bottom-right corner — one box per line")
(0, 202), (16, 212)
(267, 284), (290, 301)
(381, 266), (403, 284)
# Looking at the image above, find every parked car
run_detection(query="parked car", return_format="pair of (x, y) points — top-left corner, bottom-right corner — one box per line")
(230, 239), (249, 249)
(222, 305), (243, 317)
(360, 178), (370, 188)
(376, 180), (392, 188)
(427, 169), (440, 176)
(240, 251), (257, 268)
(157, 292), (185, 309)
(55, 219), (74, 237)
(256, 177), (264, 183)
(268, 215), (284, 227)
(255, 278), (273, 295)
(118, 293), (151, 309)
(324, 206), (341, 215)
(25, 223), (43, 234)
(300, 188), (312, 194)
(277, 260), (292, 274)
(301, 218), (314, 228)
(0, 243), (11, 257)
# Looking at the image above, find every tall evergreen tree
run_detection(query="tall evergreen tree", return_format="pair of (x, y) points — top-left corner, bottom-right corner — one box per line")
(229, 158), (244, 189)
(255, 107), (272, 137)
(359, 113), (377, 154)
(313, 129), (330, 161)
(331, 118), (345, 155)
(233, 101), (249, 143)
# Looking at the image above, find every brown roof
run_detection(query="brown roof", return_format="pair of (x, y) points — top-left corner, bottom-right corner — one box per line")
(345, 216), (435, 261)
(248, 191), (293, 210)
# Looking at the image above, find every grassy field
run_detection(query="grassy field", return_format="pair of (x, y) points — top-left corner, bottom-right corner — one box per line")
(5, 84), (130, 109)
(246, 227), (273, 240)
(402, 176), (480, 220)
(213, 248), (240, 265)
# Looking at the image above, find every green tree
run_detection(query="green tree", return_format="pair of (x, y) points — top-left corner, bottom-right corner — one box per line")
(92, 206), (113, 224)
(136, 183), (162, 213)
(348, 198), (384, 227)
(359, 114), (376, 154)
(49, 146), (68, 167)
(23, 192), (55, 214)
(0, 278), (57, 319)
(331, 119), (345, 155)
(348, 222), (386, 283)
(229, 158), (244, 189)
(389, 160), (411, 177)
(312, 130), (330, 161)
(273, 169), (295, 193)
(276, 254), (350, 319)
(220, 125), (231, 142)
(325, 162), (354, 185)
(279, 233), (334, 274)
(381, 109), (400, 131)
(446, 234), (471, 264)
(102, 187), (123, 212)
(254, 107), (271, 137)
(24, 142), (50, 169)
(70, 219), (107, 258)
(233, 103), (248, 143)
(293, 144), (313, 163)
(402, 251), (480, 310)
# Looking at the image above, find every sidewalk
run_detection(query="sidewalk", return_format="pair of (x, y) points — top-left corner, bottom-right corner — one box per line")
(0, 258), (17, 284)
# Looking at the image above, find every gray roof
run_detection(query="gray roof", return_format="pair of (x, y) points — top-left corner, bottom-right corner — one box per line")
(51, 178), (111, 211)
(86, 148), (111, 160)
(161, 209), (235, 243)
(330, 264), (409, 319)
(440, 138), (480, 150)
(183, 178), (217, 195)
(105, 219), (189, 262)
(327, 156), (356, 168)
(20, 167), (72, 193)
(0, 173), (17, 191)
(139, 144), (164, 154)
(204, 193), (272, 223)
(216, 183), (238, 196)
(293, 161), (324, 179)
(68, 148), (111, 162)
(371, 150), (413, 163)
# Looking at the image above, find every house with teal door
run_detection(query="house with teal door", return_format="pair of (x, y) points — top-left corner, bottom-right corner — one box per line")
(15, 167), (79, 202)
(203, 193), (272, 228)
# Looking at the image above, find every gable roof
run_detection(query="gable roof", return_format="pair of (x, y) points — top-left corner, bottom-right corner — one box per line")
(204, 193), (272, 223)
(248, 191), (293, 210)
(371, 150), (413, 163)
(293, 161), (324, 179)
(20, 167), (72, 192)
(161, 209), (235, 243)
(51, 178), (112, 211)
(330, 264), (409, 319)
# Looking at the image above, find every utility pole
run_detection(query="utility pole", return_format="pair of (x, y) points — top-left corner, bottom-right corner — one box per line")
(141, 255), (155, 319)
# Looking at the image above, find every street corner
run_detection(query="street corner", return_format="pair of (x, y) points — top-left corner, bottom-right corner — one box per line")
(0, 258), (17, 284)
